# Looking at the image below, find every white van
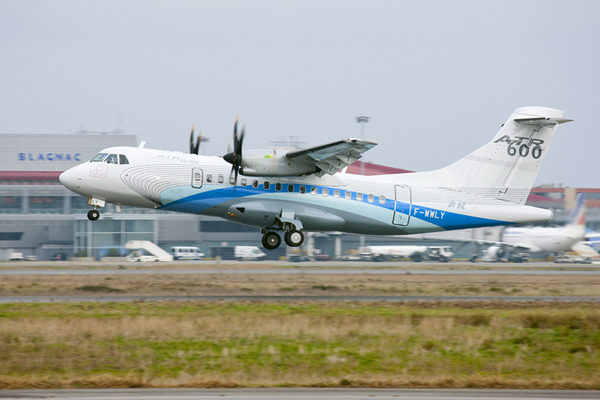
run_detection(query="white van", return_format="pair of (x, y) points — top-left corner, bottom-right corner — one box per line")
(171, 246), (205, 260)
(235, 246), (266, 261)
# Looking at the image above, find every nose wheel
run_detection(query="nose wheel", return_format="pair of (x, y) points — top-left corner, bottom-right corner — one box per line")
(262, 231), (282, 250)
(87, 209), (100, 221)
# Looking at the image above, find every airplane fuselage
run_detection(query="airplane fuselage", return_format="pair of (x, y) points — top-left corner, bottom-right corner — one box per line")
(59, 146), (553, 238)
(58, 107), (571, 250)
(502, 226), (584, 253)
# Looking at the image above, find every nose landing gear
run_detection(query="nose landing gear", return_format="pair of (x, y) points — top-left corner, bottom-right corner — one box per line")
(87, 209), (100, 221)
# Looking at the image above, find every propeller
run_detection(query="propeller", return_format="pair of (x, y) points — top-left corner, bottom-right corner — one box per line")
(223, 117), (245, 185)
(189, 124), (202, 155)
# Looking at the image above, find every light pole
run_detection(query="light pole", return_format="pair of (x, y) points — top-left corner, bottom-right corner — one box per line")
(356, 116), (370, 176)
(355, 116), (370, 250)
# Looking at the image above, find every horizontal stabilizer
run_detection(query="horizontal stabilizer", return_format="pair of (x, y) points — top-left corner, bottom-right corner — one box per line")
(514, 117), (573, 126)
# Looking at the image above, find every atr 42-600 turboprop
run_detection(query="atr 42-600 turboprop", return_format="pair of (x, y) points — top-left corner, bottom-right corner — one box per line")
(59, 107), (571, 250)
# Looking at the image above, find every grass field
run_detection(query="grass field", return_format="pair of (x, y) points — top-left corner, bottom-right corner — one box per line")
(1, 269), (600, 297)
(1, 301), (599, 389)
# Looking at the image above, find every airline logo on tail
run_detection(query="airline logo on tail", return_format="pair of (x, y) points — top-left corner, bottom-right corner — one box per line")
(568, 193), (586, 227)
(493, 135), (545, 159)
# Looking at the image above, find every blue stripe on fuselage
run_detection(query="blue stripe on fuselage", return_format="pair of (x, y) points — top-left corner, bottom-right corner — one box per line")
(159, 183), (509, 231)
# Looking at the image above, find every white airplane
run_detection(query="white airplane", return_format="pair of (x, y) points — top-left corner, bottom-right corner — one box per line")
(484, 193), (586, 261)
(59, 106), (571, 250)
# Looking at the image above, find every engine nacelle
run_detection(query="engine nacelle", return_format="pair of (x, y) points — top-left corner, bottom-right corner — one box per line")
(486, 246), (506, 260)
(240, 149), (316, 177)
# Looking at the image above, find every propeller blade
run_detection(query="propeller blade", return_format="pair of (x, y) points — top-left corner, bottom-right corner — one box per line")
(233, 116), (239, 152)
(237, 124), (245, 157)
(198, 131), (203, 153)
(224, 117), (244, 187)
(189, 124), (196, 154)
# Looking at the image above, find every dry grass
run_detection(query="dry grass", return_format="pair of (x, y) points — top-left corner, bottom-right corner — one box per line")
(1, 272), (599, 297)
(0, 301), (599, 389)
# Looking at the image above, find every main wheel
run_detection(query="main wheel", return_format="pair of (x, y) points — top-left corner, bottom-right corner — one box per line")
(87, 209), (100, 221)
(262, 232), (281, 250)
(284, 230), (304, 247)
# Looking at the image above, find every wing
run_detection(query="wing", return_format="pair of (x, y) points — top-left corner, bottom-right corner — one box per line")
(285, 138), (378, 177)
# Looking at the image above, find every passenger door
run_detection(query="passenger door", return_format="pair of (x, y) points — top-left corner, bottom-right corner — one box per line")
(393, 185), (411, 226)
(191, 168), (203, 189)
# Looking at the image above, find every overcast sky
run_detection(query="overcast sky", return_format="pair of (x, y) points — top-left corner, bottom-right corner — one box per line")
(1, 0), (598, 187)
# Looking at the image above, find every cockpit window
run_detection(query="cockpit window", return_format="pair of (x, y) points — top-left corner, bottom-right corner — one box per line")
(119, 154), (129, 164)
(106, 154), (118, 164)
(91, 153), (108, 162)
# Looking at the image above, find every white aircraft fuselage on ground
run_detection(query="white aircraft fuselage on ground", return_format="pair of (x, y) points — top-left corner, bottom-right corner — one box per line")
(59, 107), (571, 250)
(499, 193), (586, 253)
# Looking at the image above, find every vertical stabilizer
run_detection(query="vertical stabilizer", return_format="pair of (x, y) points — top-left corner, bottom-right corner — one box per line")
(567, 193), (586, 228)
(410, 107), (572, 204)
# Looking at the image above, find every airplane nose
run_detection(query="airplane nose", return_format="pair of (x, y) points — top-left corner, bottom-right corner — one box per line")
(59, 168), (79, 189)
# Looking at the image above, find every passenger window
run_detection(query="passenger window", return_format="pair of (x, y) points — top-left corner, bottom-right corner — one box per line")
(253, 180), (259, 188)
(276, 183), (282, 191)
(311, 187), (318, 195)
(368, 194), (374, 203)
(119, 154), (129, 165)
(264, 181), (270, 190)
(229, 176), (236, 185)
(323, 188), (329, 197)
(218, 175), (224, 184)
(357, 192), (363, 201)
(288, 184), (294, 193)
(106, 154), (118, 164)
(241, 179), (247, 187)
(300, 186), (306, 194)
(333, 190), (340, 198)
(379, 195), (386, 204)
(206, 174), (212, 183)
(345, 191), (352, 200)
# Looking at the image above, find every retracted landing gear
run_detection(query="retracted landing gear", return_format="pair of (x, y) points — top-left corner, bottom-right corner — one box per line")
(87, 209), (100, 221)
(262, 231), (282, 250)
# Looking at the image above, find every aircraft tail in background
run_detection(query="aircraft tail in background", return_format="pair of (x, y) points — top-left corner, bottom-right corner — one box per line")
(567, 193), (586, 228)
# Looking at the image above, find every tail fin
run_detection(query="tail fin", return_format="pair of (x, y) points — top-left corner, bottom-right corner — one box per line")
(417, 107), (572, 204)
(567, 193), (586, 227)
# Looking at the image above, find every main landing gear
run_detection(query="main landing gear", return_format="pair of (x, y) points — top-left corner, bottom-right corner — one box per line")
(262, 231), (282, 250)
(284, 230), (304, 247)
(261, 228), (304, 250)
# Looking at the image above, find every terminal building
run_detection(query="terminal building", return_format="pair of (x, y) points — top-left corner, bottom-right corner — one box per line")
(1, 132), (599, 260)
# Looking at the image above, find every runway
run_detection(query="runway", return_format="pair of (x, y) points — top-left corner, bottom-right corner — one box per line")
(2, 294), (599, 304)
(1, 268), (600, 276)
(1, 388), (599, 400)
